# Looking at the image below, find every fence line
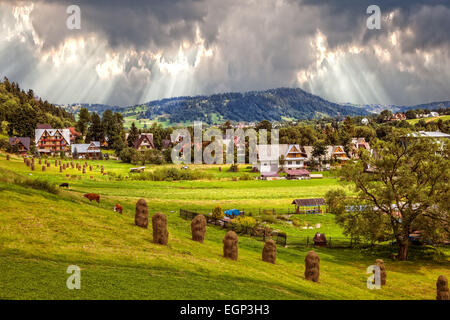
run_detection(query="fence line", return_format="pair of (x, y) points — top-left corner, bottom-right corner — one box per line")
(180, 209), (287, 246)
(286, 236), (372, 249)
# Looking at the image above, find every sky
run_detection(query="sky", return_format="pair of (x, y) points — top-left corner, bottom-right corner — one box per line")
(0, 0), (449, 107)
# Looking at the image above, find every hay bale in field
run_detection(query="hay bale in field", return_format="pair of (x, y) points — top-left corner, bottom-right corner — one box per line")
(54, 160), (57, 167)
(46, 162), (50, 167)
(32, 158), (35, 164)
(437, 275), (449, 300)
(304, 250), (320, 282)
(262, 239), (277, 264)
(152, 212), (169, 245)
(38, 158), (41, 164)
(89, 165), (92, 171)
(6, 155), (10, 160)
(82, 168), (86, 174)
(42, 165), (45, 172)
(375, 259), (387, 286)
(31, 163), (34, 171)
(59, 166), (63, 173)
(58, 160), (61, 166)
(223, 230), (238, 260)
(191, 214), (206, 243)
(135, 199), (148, 228)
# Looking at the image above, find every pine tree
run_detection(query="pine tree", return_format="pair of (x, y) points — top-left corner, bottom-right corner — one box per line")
(127, 122), (139, 147)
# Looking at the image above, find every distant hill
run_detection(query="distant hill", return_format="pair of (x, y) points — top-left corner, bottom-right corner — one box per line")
(397, 101), (450, 112)
(60, 87), (450, 126)
(59, 103), (125, 116)
(121, 87), (368, 124)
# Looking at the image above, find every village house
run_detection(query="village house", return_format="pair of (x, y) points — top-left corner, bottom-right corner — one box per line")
(256, 143), (352, 175)
(133, 133), (155, 151)
(255, 144), (309, 174)
(349, 137), (372, 158)
(71, 141), (101, 159)
(389, 113), (406, 121)
(303, 145), (350, 164)
(35, 127), (71, 155)
(8, 137), (31, 155)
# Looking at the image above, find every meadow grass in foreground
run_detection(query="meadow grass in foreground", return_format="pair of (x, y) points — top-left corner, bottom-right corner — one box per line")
(0, 152), (448, 299)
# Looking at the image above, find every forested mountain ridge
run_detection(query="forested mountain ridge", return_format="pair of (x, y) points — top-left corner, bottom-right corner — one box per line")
(60, 87), (450, 125)
(123, 87), (368, 124)
(0, 77), (75, 138)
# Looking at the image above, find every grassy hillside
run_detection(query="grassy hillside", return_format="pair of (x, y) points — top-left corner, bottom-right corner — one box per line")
(0, 152), (448, 300)
(0, 79), (74, 137)
(407, 115), (450, 125)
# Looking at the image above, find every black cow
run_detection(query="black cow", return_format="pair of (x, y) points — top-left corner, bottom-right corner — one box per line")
(59, 183), (69, 188)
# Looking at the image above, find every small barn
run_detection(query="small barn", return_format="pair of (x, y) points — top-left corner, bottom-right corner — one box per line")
(291, 198), (325, 214)
(284, 168), (310, 179)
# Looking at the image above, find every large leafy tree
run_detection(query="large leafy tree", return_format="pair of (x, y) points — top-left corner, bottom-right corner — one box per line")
(338, 129), (449, 260)
(312, 139), (327, 169)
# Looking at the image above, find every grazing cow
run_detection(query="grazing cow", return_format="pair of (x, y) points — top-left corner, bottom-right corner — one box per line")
(114, 203), (123, 214)
(84, 193), (100, 203)
(59, 183), (69, 188)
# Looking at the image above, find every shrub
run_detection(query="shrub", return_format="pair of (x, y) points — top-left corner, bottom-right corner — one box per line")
(233, 216), (257, 228)
(120, 147), (140, 164)
(16, 178), (59, 194)
(239, 173), (253, 180)
(0, 137), (8, 149)
(325, 188), (347, 214)
(142, 149), (165, 165)
(129, 167), (211, 181)
(212, 206), (224, 220)
(260, 215), (277, 224)
(228, 164), (239, 172)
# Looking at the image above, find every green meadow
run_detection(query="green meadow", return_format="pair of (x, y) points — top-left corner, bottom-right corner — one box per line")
(0, 152), (448, 300)
(407, 114), (450, 125)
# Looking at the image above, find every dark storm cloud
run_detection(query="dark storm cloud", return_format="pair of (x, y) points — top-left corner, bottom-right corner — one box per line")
(0, 0), (449, 106)
(300, 0), (450, 51)
(29, 0), (209, 50)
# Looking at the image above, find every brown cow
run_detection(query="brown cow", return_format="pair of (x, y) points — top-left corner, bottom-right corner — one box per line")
(114, 203), (123, 214)
(84, 193), (100, 203)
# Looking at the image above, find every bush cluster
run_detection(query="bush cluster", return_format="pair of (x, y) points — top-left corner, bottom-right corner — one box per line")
(130, 167), (212, 181)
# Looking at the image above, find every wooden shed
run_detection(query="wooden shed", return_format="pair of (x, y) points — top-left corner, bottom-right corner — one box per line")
(291, 198), (325, 214)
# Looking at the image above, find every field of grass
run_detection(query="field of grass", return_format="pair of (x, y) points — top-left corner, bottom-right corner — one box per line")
(407, 115), (450, 125)
(0, 151), (448, 300)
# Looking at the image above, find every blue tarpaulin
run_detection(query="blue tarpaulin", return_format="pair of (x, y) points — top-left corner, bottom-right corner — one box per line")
(224, 209), (240, 217)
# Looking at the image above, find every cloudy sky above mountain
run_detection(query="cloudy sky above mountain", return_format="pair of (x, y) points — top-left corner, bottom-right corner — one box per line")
(0, 0), (449, 106)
